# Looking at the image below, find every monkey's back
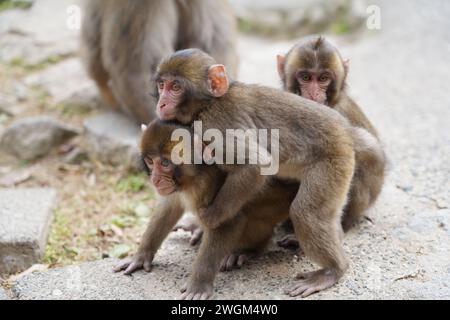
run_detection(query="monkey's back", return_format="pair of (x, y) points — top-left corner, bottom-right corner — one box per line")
(199, 82), (355, 162)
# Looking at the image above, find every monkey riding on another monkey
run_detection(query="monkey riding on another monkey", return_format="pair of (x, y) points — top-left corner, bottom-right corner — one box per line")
(115, 120), (299, 300)
(115, 49), (384, 299)
(174, 37), (387, 251)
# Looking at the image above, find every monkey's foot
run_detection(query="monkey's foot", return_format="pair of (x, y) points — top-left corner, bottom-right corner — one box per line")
(179, 282), (213, 300)
(220, 252), (254, 272)
(284, 268), (339, 298)
(173, 214), (203, 245)
(113, 253), (154, 275)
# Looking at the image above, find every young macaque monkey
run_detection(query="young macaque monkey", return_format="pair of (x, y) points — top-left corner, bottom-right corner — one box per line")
(114, 120), (298, 299)
(151, 48), (382, 297)
(277, 36), (386, 232)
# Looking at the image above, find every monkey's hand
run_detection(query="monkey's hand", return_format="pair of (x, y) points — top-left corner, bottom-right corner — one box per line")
(113, 251), (154, 275)
(199, 167), (266, 229)
(173, 213), (204, 245)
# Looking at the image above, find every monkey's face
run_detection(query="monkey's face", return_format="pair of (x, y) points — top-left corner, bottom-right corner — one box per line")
(140, 120), (199, 196)
(155, 76), (185, 121)
(282, 56), (338, 106)
(295, 69), (333, 105)
(143, 154), (179, 196)
(278, 37), (347, 107)
(154, 49), (230, 123)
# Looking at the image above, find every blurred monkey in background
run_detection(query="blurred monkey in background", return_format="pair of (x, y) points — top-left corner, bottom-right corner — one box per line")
(81, 0), (238, 123)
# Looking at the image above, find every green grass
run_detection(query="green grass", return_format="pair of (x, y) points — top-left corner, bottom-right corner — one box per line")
(115, 173), (147, 193)
(0, 113), (9, 125)
(8, 55), (70, 73)
(0, 0), (32, 12)
(43, 208), (78, 265)
(331, 21), (351, 35)
(55, 102), (94, 118)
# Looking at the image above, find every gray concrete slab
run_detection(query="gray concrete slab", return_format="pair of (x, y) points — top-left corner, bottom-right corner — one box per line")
(0, 287), (10, 300)
(0, 188), (56, 275)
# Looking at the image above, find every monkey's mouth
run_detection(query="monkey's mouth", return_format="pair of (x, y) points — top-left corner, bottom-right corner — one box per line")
(157, 106), (176, 121)
(156, 185), (177, 196)
(155, 183), (177, 196)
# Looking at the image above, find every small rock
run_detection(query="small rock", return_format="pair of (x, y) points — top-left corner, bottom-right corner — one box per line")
(397, 184), (413, 193)
(59, 84), (101, 112)
(0, 188), (56, 275)
(0, 116), (79, 161)
(84, 112), (141, 169)
(24, 58), (100, 110)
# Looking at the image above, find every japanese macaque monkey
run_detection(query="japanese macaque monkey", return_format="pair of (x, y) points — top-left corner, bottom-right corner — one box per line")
(277, 36), (386, 232)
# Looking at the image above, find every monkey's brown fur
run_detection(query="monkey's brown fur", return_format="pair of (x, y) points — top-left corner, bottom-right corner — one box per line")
(151, 49), (387, 297)
(80, 0), (238, 123)
(115, 120), (298, 299)
(279, 36), (386, 231)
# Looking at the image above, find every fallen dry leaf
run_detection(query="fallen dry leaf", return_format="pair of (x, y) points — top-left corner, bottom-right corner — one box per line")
(8, 264), (49, 282)
(0, 168), (33, 187)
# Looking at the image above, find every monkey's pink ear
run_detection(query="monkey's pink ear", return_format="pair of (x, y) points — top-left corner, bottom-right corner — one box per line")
(141, 124), (148, 133)
(276, 54), (285, 79)
(207, 64), (229, 97)
(343, 59), (350, 74)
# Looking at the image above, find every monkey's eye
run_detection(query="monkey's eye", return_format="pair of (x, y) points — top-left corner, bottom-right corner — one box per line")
(144, 157), (153, 168)
(319, 74), (330, 82)
(157, 81), (164, 91)
(160, 158), (171, 168)
(171, 81), (181, 92)
(299, 73), (311, 82)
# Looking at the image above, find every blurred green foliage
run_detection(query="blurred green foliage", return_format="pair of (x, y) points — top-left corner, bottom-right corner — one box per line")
(115, 173), (147, 193)
(0, 0), (32, 12)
